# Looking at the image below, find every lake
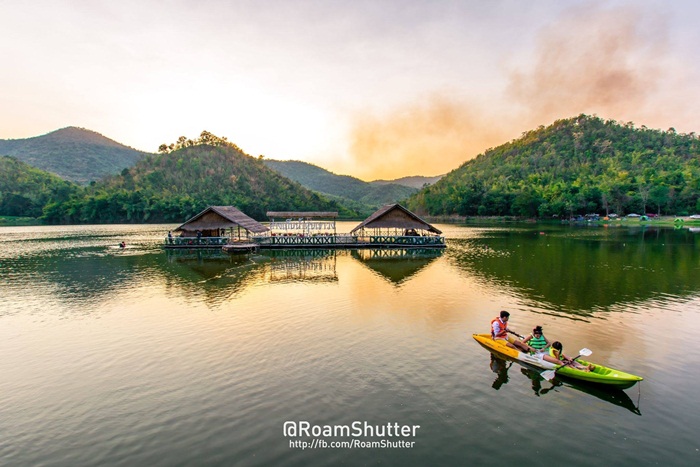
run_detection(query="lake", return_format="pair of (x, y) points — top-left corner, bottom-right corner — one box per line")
(1, 222), (699, 466)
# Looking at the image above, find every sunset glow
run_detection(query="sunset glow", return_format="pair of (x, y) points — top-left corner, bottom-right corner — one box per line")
(2, 0), (700, 180)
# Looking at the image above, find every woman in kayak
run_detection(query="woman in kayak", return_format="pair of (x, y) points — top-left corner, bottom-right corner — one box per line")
(542, 341), (594, 371)
(521, 326), (550, 355)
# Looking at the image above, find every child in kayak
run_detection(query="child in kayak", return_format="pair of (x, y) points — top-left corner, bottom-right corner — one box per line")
(521, 325), (550, 355)
(542, 341), (594, 371)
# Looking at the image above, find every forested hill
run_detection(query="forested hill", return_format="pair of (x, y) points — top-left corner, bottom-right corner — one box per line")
(0, 156), (79, 218)
(263, 160), (417, 212)
(406, 115), (700, 218)
(0, 127), (149, 185)
(42, 137), (356, 224)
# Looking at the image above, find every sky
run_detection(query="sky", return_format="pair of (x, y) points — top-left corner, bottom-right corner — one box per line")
(2, 0), (700, 181)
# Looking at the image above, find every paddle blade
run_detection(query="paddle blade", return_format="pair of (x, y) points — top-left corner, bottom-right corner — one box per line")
(541, 370), (556, 381)
(578, 348), (593, 357)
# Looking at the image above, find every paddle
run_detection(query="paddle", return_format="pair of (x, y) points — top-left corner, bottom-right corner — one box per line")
(507, 330), (525, 339)
(541, 348), (592, 381)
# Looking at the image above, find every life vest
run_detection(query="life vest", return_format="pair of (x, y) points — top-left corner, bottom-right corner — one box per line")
(549, 346), (564, 361)
(529, 334), (548, 350)
(491, 318), (507, 339)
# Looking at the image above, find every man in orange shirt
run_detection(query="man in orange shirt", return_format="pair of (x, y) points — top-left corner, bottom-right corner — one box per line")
(491, 310), (530, 352)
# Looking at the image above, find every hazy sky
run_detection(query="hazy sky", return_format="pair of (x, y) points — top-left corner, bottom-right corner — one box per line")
(2, 0), (700, 180)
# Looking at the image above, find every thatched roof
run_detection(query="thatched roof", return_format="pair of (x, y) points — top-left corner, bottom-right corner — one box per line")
(267, 211), (338, 219)
(175, 206), (269, 233)
(350, 204), (442, 234)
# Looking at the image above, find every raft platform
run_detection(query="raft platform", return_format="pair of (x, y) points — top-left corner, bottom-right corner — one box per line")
(164, 204), (446, 253)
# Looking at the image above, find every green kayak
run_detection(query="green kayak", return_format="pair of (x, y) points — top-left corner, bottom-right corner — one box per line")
(556, 358), (643, 389)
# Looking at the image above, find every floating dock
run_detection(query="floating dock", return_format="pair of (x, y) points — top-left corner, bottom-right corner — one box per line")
(164, 204), (446, 252)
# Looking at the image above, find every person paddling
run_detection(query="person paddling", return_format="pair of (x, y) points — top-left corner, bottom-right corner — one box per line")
(541, 341), (594, 371)
(491, 310), (530, 352)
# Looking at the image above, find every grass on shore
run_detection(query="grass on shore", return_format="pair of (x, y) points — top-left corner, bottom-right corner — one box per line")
(0, 216), (42, 226)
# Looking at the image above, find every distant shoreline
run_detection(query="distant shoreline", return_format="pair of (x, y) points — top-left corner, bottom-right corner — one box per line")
(4, 215), (699, 228)
(421, 215), (700, 227)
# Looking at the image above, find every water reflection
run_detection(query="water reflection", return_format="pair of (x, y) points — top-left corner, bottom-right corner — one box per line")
(484, 350), (642, 415)
(447, 225), (700, 313)
(164, 248), (443, 294)
(262, 250), (338, 283)
(489, 354), (511, 390)
(1, 241), (446, 314)
(5, 224), (698, 319)
(350, 248), (444, 285)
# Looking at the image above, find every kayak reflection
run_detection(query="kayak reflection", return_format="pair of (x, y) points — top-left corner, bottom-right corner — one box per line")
(489, 354), (512, 390)
(484, 352), (642, 415)
(520, 367), (559, 396)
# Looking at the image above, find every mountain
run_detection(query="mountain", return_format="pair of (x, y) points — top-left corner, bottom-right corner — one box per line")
(262, 160), (418, 212)
(42, 138), (357, 224)
(0, 127), (150, 185)
(370, 175), (443, 189)
(0, 156), (79, 218)
(406, 114), (700, 217)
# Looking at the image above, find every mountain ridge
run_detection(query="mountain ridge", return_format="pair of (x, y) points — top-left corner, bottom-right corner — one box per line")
(41, 137), (356, 224)
(0, 127), (150, 185)
(262, 159), (419, 212)
(370, 175), (443, 189)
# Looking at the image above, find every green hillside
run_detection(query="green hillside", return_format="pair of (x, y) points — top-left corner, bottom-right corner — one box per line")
(0, 127), (149, 184)
(42, 133), (355, 224)
(0, 156), (79, 218)
(263, 160), (417, 212)
(407, 115), (700, 218)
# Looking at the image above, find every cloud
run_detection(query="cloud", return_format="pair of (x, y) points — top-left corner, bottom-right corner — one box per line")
(342, 2), (698, 181)
(344, 96), (508, 181)
(507, 2), (669, 127)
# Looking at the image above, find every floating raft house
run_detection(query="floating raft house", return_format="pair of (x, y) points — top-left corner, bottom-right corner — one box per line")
(165, 204), (445, 251)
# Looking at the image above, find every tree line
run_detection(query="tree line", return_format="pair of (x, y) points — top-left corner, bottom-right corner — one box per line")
(406, 115), (700, 217)
(3, 132), (356, 223)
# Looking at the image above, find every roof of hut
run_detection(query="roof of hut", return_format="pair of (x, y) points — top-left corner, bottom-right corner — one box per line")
(266, 211), (338, 218)
(350, 204), (442, 234)
(175, 206), (269, 233)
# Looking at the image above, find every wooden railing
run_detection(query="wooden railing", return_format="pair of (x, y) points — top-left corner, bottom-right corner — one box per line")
(361, 235), (445, 246)
(253, 234), (357, 246)
(164, 236), (229, 246)
(252, 234), (444, 247)
(164, 234), (446, 248)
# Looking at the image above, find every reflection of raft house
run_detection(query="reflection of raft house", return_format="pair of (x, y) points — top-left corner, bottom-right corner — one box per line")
(351, 248), (444, 284)
(253, 204), (445, 250)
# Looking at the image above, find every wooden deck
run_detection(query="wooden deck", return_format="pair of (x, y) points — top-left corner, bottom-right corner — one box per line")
(252, 234), (445, 249)
(164, 235), (446, 251)
(164, 236), (244, 249)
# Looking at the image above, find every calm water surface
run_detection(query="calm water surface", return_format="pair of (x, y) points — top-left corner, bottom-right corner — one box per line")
(1, 222), (699, 466)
